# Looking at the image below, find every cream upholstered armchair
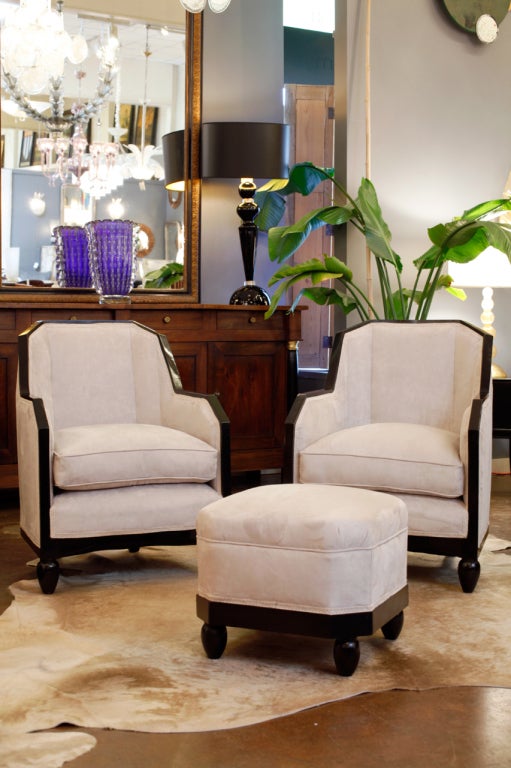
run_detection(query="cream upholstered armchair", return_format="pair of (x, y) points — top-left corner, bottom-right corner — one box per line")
(16, 320), (230, 594)
(284, 320), (493, 593)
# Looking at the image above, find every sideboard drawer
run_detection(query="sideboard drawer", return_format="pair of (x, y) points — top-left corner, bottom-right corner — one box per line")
(133, 309), (206, 331)
(216, 309), (286, 332)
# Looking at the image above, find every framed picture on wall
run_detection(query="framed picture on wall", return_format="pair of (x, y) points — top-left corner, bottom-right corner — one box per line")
(134, 106), (158, 147)
(19, 130), (36, 167)
(119, 104), (135, 144)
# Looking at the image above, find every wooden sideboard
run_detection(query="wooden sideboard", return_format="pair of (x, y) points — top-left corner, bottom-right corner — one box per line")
(0, 297), (302, 490)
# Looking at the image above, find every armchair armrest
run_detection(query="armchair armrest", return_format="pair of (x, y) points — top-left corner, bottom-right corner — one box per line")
(163, 390), (231, 496)
(283, 388), (342, 482)
(16, 391), (52, 548)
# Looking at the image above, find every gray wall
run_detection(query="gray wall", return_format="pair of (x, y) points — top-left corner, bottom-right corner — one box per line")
(344, 0), (511, 375)
(200, 0), (284, 304)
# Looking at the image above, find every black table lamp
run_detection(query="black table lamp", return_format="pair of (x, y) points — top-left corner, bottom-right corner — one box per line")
(201, 121), (289, 305)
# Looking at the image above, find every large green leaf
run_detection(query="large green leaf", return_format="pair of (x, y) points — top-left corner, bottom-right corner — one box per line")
(482, 220), (511, 257)
(442, 226), (488, 263)
(254, 191), (287, 231)
(297, 287), (358, 314)
(413, 243), (442, 270)
(264, 271), (317, 319)
(267, 225), (311, 263)
(267, 256), (351, 286)
(356, 178), (402, 271)
(257, 162), (334, 199)
(267, 206), (353, 263)
(462, 197), (511, 222)
(285, 162), (334, 196)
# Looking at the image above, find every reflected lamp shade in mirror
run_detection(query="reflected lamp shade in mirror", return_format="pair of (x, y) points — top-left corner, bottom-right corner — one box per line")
(162, 129), (185, 208)
(201, 121), (290, 306)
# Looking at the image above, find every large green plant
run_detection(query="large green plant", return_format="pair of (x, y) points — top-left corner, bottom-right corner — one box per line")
(254, 162), (511, 320)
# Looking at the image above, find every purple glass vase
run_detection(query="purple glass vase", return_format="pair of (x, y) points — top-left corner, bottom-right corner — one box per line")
(53, 226), (92, 288)
(85, 219), (137, 304)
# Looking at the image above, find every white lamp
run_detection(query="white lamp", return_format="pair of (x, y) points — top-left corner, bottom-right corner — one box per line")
(449, 247), (511, 378)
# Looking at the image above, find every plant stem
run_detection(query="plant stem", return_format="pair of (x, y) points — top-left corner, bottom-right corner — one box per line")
(343, 278), (381, 320)
(375, 259), (396, 319)
(418, 263), (444, 319)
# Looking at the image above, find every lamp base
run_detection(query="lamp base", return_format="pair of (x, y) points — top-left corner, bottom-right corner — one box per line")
(229, 282), (270, 306)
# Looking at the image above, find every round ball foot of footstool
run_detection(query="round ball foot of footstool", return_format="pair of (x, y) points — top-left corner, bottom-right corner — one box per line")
(201, 623), (228, 659)
(381, 610), (404, 640)
(333, 638), (360, 676)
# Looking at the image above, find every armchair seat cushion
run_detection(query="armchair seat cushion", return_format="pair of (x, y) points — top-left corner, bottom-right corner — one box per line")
(299, 422), (464, 498)
(53, 423), (218, 491)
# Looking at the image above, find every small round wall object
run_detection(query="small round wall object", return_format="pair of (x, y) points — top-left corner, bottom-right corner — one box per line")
(475, 14), (499, 42)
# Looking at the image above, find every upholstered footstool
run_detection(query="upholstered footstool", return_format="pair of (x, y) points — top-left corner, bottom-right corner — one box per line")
(196, 484), (408, 676)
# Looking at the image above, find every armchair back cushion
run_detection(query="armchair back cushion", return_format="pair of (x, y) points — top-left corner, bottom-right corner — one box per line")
(333, 322), (483, 432)
(28, 322), (186, 430)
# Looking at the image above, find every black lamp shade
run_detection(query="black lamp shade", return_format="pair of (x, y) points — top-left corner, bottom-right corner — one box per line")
(162, 129), (185, 191)
(201, 122), (289, 180)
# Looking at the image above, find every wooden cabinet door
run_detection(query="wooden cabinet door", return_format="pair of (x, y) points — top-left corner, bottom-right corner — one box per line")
(164, 341), (208, 393)
(208, 340), (287, 471)
(285, 84), (334, 369)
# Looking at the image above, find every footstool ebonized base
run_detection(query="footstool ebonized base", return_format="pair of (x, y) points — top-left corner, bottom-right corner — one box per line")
(197, 586), (407, 676)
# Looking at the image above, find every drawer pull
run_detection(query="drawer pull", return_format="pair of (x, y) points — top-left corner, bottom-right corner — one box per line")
(69, 315), (78, 320)
(249, 316), (257, 324)
(163, 316), (171, 324)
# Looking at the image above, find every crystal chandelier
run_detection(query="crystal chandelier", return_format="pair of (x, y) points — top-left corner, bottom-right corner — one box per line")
(1, 0), (118, 182)
(78, 58), (126, 199)
(124, 27), (163, 187)
(179, 0), (232, 13)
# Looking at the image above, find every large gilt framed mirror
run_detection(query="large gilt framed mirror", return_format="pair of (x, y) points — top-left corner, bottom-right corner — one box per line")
(0, 4), (201, 304)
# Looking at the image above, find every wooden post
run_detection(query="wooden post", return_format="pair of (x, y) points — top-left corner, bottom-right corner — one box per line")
(365, 0), (374, 315)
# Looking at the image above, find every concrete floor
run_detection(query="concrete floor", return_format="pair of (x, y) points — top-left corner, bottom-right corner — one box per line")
(1, 474), (510, 768)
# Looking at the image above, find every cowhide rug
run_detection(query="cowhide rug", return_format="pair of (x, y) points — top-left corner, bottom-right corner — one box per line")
(1, 536), (510, 768)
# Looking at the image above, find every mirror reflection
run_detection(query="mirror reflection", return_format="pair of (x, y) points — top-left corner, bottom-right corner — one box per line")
(0, 0), (186, 290)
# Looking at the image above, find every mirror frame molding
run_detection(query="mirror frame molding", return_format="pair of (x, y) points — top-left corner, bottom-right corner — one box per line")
(183, 11), (202, 304)
(0, 11), (202, 306)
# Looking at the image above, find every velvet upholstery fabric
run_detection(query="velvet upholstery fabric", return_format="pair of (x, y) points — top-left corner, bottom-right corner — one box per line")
(197, 484), (408, 614)
(289, 321), (492, 554)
